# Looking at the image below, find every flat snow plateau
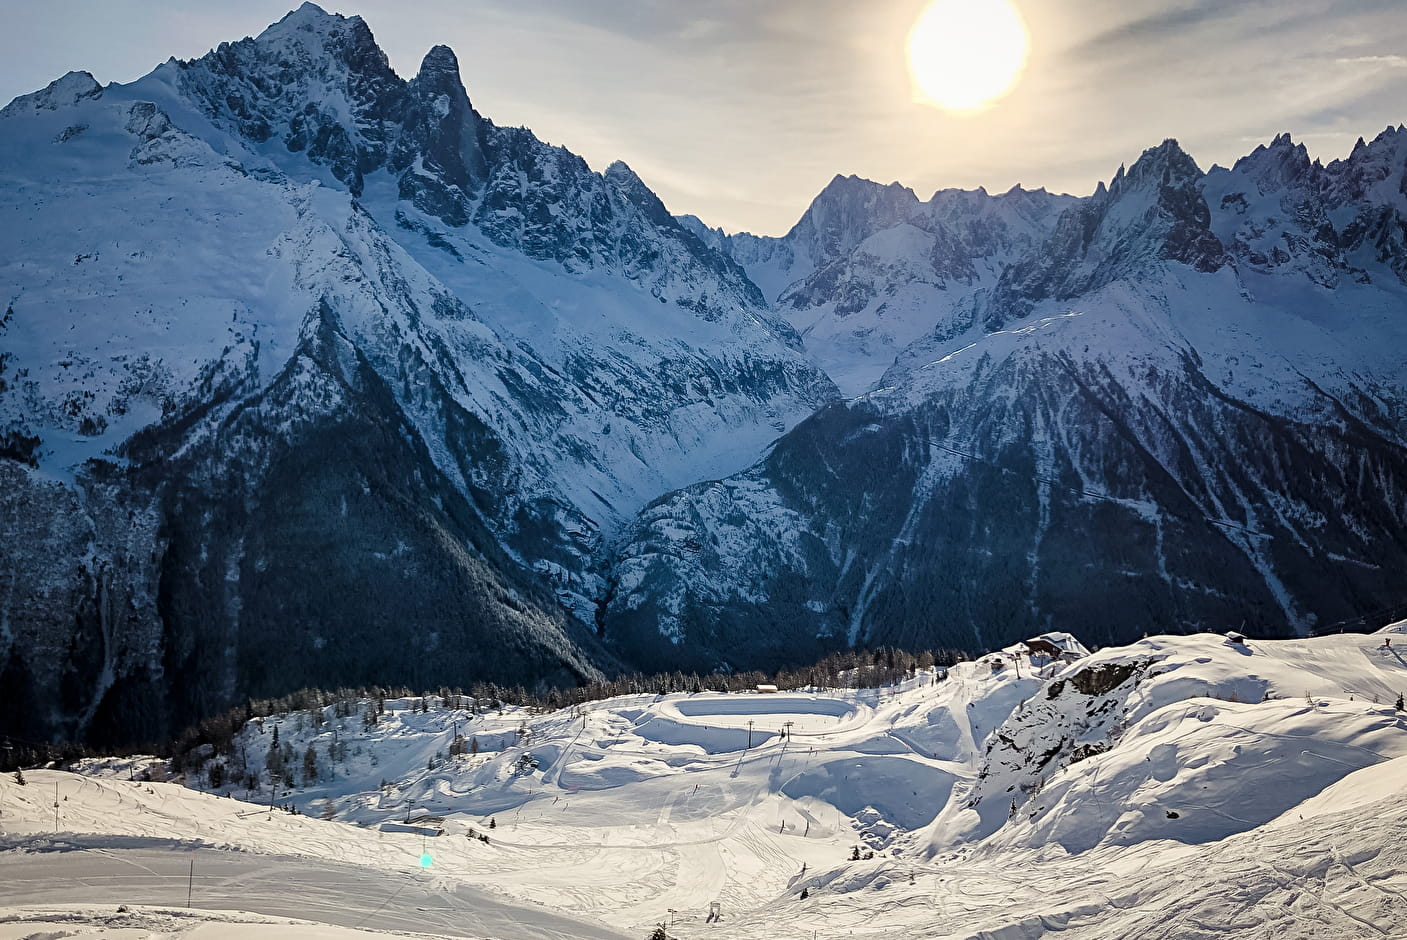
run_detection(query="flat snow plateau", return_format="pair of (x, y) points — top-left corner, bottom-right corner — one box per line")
(3, 624), (1407, 939)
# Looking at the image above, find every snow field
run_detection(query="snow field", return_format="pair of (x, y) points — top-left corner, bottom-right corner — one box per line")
(4, 625), (1407, 937)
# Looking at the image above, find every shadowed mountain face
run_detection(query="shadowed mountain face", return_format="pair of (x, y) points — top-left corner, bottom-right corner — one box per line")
(607, 134), (1407, 673)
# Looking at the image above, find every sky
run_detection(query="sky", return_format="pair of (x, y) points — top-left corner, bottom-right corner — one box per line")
(2, 0), (1405, 235)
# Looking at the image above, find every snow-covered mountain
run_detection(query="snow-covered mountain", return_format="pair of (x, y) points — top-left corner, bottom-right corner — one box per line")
(683, 176), (1076, 393)
(0, 4), (836, 745)
(606, 134), (1407, 672)
(5, 2), (1407, 750)
(7, 624), (1406, 938)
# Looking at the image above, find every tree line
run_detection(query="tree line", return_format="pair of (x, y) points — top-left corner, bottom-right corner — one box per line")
(0, 645), (965, 773)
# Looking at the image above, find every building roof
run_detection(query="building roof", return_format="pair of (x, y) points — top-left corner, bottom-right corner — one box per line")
(1024, 632), (1091, 658)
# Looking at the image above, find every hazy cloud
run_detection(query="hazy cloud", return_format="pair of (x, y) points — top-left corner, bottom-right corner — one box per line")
(1064, 0), (1242, 61)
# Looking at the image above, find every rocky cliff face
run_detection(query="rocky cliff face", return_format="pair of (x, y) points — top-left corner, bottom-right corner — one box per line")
(604, 135), (1407, 673)
(0, 4), (834, 746)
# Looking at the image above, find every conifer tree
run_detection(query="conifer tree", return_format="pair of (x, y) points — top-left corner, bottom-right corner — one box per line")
(266, 739), (284, 776)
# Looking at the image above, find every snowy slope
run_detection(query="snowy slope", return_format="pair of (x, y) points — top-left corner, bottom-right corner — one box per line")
(6, 625), (1407, 938)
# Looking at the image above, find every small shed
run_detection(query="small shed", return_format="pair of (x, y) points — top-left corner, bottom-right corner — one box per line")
(1224, 631), (1246, 645)
(756, 684), (779, 694)
(1023, 632), (1091, 663)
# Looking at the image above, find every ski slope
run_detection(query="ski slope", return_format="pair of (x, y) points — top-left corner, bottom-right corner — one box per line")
(3, 623), (1406, 938)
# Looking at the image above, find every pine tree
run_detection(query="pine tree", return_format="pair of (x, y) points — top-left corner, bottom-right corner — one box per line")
(303, 744), (318, 783)
(648, 926), (668, 940)
(13, 768), (25, 786)
(266, 739), (284, 776)
(1396, 692), (1404, 711)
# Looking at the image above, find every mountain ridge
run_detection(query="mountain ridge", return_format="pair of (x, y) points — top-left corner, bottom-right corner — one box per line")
(0, 4), (833, 746)
(604, 129), (1407, 671)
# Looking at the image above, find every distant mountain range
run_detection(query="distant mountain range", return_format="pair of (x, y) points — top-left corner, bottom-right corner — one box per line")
(2, 3), (1405, 745)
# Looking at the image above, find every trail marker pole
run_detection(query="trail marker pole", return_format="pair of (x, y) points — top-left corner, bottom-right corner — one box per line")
(187, 856), (194, 908)
(53, 782), (59, 832)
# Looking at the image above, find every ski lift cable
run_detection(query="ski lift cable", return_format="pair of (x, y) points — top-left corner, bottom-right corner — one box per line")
(1311, 598), (1407, 636)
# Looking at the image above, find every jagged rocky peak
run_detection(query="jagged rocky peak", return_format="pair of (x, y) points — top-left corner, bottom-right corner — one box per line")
(222, 3), (393, 93)
(922, 181), (1072, 231)
(1124, 139), (1224, 272)
(1324, 123), (1407, 204)
(168, 5), (766, 300)
(790, 174), (922, 263)
(984, 139), (1224, 328)
(1115, 137), (1203, 192)
(1231, 132), (1316, 192)
(0, 70), (102, 117)
(391, 43), (488, 221)
(604, 160), (676, 227)
(673, 213), (728, 251)
(416, 42), (460, 75)
(1068, 137), (1222, 269)
(178, 2), (403, 193)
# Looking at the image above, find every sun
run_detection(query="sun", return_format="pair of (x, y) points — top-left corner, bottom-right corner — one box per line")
(907, 0), (1031, 113)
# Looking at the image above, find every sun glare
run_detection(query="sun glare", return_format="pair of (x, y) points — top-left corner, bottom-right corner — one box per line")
(907, 0), (1031, 113)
